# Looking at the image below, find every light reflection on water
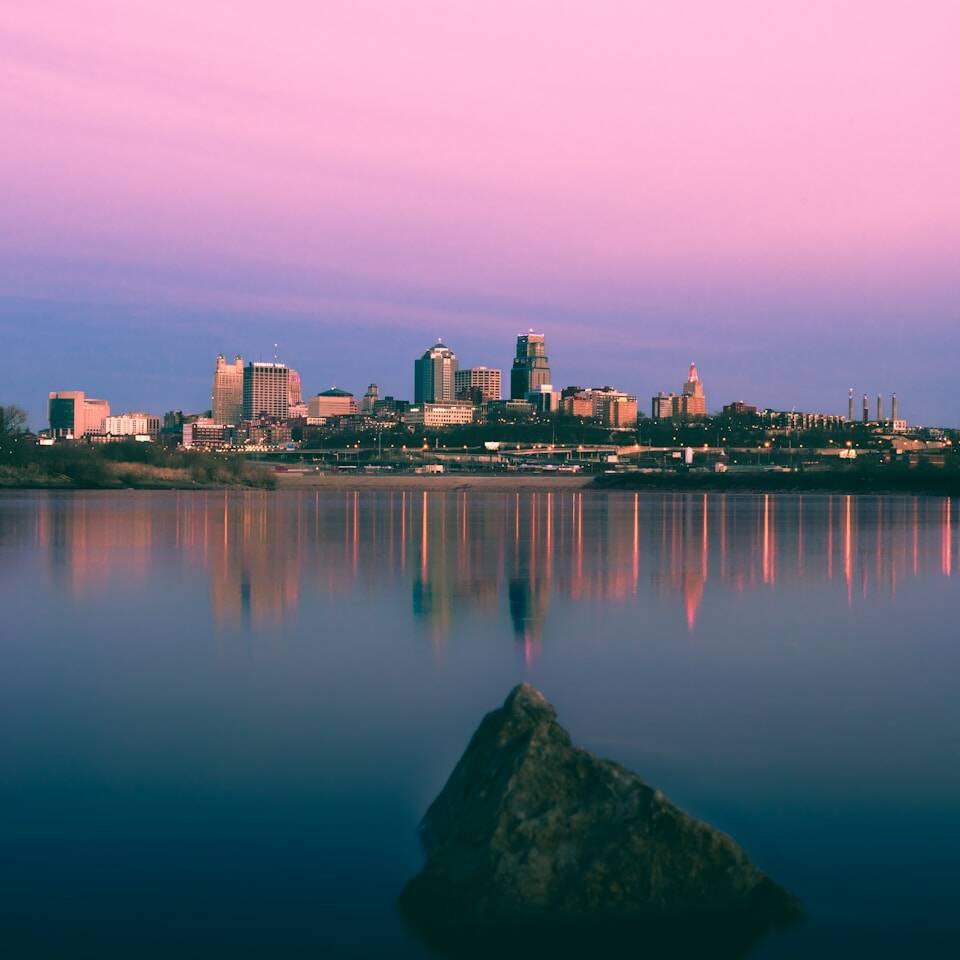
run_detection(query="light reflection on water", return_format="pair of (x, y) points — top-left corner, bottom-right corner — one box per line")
(0, 490), (958, 958)
(12, 490), (956, 633)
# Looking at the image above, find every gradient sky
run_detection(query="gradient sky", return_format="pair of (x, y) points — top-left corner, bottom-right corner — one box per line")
(2, 1), (958, 427)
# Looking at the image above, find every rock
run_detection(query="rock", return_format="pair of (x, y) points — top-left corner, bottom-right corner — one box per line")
(399, 684), (800, 955)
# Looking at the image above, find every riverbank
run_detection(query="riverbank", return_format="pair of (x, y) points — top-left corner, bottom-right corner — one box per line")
(273, 472), (592, 492)
(0, 456), (275, 491)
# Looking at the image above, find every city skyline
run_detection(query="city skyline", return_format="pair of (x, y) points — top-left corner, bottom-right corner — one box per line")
(38, 332), (913, 434)
(3, 3), (958, 427)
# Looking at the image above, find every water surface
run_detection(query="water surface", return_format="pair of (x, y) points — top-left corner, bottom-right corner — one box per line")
(1, 490), (958, 957)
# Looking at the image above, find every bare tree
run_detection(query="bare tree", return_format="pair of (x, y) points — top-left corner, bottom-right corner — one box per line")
(0, 404), (28, 437)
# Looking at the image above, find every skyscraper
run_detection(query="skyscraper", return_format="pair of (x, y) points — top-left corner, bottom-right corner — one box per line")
(287, 368), (302, 412)
(510, 332), (551, 400)
(212, 355), (244, 425)
(414, 341), (458, 404)
(361, 383), (379, 414)
(243, 362), (290, 420)
(680, 362), (706, 417)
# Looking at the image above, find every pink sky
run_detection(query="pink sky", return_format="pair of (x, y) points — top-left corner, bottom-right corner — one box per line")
(1, 1), (959, 422)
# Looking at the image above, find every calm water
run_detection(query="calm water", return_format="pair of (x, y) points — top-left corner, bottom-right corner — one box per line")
(1, 489), (958, 957)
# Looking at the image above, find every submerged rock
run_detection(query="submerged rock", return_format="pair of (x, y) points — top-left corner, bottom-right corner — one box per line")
(400, 684), (799, 954)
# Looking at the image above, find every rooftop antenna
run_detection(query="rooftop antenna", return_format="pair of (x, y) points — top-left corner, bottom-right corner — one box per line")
(273, 342), (279, 363)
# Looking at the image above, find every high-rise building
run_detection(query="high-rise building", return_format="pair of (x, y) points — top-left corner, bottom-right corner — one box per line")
(287, 368), (303, 413)
(361, 383), (379, 414)
(414, 341), (458, 404)
(680, 363), (706, 417)
(48, 391), (111, 438)
(455, 367), (502, 402)
(243, 362), (290, 420)
(212, 355), (244, 425)
(510, 332), (551, 400)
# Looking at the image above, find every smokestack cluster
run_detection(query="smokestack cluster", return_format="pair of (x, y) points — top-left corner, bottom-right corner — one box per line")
(847, 388), (899, 425)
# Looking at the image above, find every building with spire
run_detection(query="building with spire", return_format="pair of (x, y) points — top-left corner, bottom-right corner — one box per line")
(510, 332), (551, 400)
(650, 363), (707, 420)
(414, 340), (458, 404)
(681, 363), (706, 417)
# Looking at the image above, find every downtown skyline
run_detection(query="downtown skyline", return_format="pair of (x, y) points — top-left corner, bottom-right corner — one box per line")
(2, 2), (958, 427)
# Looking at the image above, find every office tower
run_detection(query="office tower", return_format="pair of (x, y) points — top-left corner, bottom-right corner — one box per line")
(510, 332), (551, 399)
(361, 383), (379, 414)
(243, 362), (290, 420)
(455, 367), (502, 402)
(848, 388), (854, 422)
(212, 355), (244, 425)
(414, 340), (458, 404)
(48, 391), (111, 438)
(862, 394), (869, 423)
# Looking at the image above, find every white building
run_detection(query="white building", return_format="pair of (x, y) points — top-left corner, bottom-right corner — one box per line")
(405, 401), (475, 428)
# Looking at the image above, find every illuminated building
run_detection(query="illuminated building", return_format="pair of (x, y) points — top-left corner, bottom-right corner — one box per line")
(405, 401), (475, 428)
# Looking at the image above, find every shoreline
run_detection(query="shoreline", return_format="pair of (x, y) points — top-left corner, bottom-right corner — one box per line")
(2, 471), (957, 497)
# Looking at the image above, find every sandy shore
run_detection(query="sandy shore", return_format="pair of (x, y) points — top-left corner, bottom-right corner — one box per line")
(273, 472), (593, 492)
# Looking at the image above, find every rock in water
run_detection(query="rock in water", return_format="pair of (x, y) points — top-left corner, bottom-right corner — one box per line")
(400, 684), (800, 954)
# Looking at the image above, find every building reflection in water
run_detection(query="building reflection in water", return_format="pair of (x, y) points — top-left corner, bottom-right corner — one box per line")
(14, 490), (958, 650)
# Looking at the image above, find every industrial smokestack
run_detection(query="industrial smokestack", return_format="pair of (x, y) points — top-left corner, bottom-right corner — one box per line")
(862, 394), (869, 423)
(877, 393), (883, 421)
(892, 393), (898, 423)
(848, 388), (854, 422)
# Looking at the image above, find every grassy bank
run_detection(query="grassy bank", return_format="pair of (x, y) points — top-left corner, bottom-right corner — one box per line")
(0, 441), (275, 490)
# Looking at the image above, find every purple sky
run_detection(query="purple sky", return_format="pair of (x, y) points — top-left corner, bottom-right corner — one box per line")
(2, 1), (958, 427)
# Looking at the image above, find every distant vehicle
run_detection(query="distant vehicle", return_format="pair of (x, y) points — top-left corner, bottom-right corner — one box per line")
(558, 464), (582, 473)
(484, 442), (501, 451)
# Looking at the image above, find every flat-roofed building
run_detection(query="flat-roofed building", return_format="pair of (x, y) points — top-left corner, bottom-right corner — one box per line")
(212, 355), (244, 425)
(103, 414), (154, 437)
(243, 362), (289, 420)
(404, 401), (475, 428)
(48, 391), (111, 438)
(455, 367), (502, 401)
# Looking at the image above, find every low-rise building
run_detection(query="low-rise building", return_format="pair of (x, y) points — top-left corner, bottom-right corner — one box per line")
(308, 388), (358, 419)
(404, 401), (475, 428)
